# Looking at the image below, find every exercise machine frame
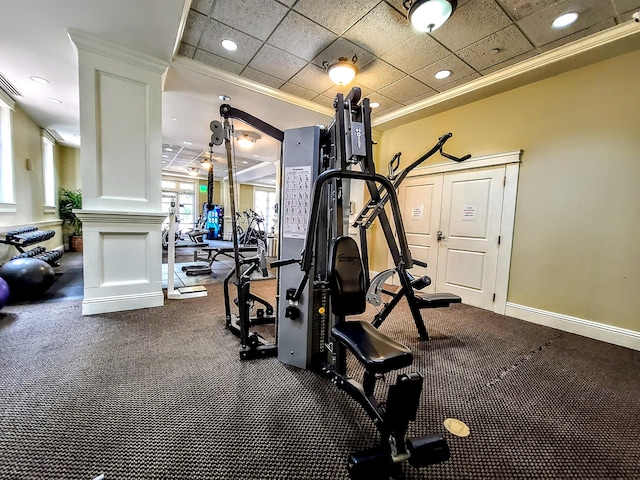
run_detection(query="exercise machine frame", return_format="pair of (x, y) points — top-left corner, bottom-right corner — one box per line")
(273, 87), (449, 478)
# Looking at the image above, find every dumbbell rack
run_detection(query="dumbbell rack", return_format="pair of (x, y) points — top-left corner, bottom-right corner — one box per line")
(1, 226), (63, 267)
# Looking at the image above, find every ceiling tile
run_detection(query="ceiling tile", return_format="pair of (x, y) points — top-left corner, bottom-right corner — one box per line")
(178, 42), (196, 58)
(311, 94), (336, 110)
(280, 82), (321, 101)
(293, 0), (379, 35)
(480, 49), (537, 75)
(248, 44), (308, 81)
(378, 76), (431, 103)
(267, 11), (337, 61)
(277, 0), (296, 6)
(431, 0), (513, 52)
(381, 31), (452, 74)
(412, 55), (476, 90)
(385, 0), (473, 15)
(616, 7), (640, 21)
(193, 49), (245, 74)
(366, 92), (398, 112)
(517, 1), (617, 47)
(401, 88), (438, 106)
(198, 19), (264, 64)
(614, 0), (640, 14)
(457, 25), (533, 71)
(533, 18), (617, 51)
(372, 102), (404, 117)
(343, 2), (415, 57)
(321, 84), (373, 100)
(191, 0), (214, 15)
(211, 0), (289, 41)
(288, 63), (336, 94)
(182, 9), (207, 46)
(497, 0), (558, 21)
(241, 67), (286, 89)
(354, 60), (405, 91)
(311, 37), (376, 71)
(437, 72), (482, 91)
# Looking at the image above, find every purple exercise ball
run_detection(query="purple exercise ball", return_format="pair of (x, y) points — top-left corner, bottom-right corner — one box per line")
(0, 258), (55, 300)
(0, 276), (9, 309)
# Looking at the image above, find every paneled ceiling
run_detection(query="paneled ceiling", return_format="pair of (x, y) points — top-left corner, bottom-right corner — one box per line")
(178, 0), (639, 118)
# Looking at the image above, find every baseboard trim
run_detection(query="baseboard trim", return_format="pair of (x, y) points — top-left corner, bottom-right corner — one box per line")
(505, 303), (640, 351)
(82, 291), (164, 315)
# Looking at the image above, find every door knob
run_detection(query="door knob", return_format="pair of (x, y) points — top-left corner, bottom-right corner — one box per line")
(437, 230), (446, 242)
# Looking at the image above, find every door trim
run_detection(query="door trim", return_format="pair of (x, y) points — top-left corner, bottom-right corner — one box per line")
(409, 150), (522, 177)
(404, 150), (521, 314)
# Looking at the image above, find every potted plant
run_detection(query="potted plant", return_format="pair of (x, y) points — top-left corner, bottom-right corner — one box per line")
(59, 188), (83, 252)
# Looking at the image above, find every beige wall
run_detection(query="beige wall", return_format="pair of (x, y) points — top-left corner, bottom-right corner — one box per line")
(57, 145), (81, 191)
(197, 179), (222, 211)
(0, 106), (63, 263)
(373, 49), (640, 332)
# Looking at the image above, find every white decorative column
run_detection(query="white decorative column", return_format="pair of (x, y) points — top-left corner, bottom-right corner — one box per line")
(69, 30), (167, 315)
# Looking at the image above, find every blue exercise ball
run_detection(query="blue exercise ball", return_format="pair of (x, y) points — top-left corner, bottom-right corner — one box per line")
(0, 276), (9, 309)
(0, 258), (55, 300)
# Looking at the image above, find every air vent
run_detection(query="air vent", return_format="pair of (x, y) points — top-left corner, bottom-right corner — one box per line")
(0, 72), (22, 98)
(45, 129), (64, 143)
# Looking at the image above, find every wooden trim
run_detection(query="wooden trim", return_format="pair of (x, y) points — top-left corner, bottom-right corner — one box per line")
(505, 303), (640, 351)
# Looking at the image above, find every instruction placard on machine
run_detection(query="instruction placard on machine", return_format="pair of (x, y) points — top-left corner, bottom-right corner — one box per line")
(283, 166), (312, 238)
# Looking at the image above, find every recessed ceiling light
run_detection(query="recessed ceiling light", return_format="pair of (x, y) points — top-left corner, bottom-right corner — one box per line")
(219, 95), (231, 102)
(489, 48), (501, 54)
(435, 69), (451, 80)
(183, 141), (192, 145)
(162, 154), (169, 158)
(30, 76), (49, 84)
(221, 39), (237, 51)
(164, 147), (173, 152)
(252, 154), (260, 158)
(242, 161), (249, 165)
(552, 12), (579, 28)
(171, 117), (178, 121)
(47, 98), (62, 104)
(370, 102), (380, 108)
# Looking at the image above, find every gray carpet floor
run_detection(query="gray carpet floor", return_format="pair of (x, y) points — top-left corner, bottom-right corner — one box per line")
(1, 262), (639, 479)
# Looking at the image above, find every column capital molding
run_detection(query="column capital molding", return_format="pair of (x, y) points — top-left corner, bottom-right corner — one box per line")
(68, 29), (169, 74)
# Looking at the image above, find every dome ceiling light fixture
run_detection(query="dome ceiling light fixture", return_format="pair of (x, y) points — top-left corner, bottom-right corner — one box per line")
(235, 130), (261, 148)
(323, 55), (358, 86)
(403, 0), (457, 33)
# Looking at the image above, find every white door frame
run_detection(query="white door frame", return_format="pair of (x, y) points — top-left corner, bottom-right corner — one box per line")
(399, 150), (522, 315)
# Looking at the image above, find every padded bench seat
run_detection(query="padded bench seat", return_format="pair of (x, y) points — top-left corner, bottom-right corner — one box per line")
(413, 292), (461, 309)
(331, 320), (413, 374)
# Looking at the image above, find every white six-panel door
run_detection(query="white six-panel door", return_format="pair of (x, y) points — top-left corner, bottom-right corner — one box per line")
(398, 176), (443, 293)
(436, 166), (505, 309)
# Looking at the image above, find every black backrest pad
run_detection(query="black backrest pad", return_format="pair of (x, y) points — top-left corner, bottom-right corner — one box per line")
(329, 236), (366, 316)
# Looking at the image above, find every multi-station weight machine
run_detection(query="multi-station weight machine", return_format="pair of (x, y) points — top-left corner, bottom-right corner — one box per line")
(211, 87), (471, 478)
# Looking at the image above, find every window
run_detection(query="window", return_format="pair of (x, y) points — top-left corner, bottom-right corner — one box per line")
(161, 178), (197, 233)
(254, 189), (276, 233)
(0, 90), (15, 211)
(42, 130), (55, 212)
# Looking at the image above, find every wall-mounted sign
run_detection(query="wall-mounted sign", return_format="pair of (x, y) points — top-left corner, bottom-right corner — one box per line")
(462, 203), (477, 221)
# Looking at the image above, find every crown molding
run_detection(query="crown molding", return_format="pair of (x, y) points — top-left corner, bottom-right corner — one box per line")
(171, 56), (334, 117)
(373, 21), (640, 130)
(68, 29), (169, 74)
